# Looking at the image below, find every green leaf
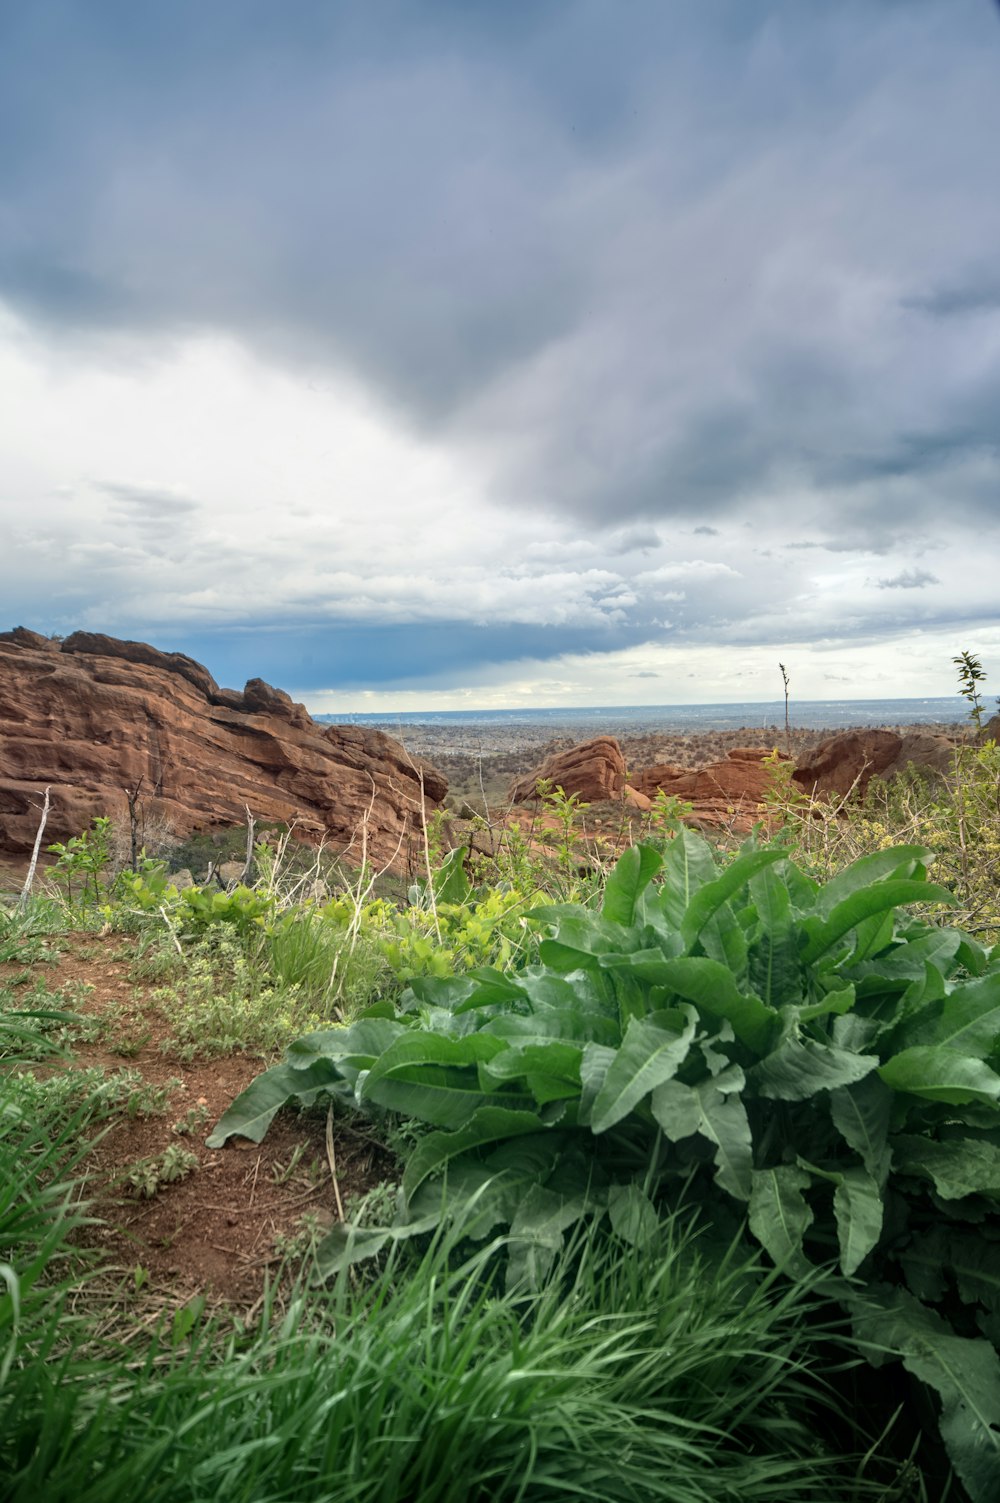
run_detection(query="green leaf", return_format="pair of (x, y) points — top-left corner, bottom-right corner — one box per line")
(481, 1041), (583, 1106)
(659, 829), (717, 931)
(361, 1032), (528, 1127)
(532, 908), (626, 955)
(206, 1059), (344, 1148)
(679, 847), (785, 951)
(893, 1135), (1000, 1200)
(697, 900), (749, 981)
(798, 983), (856, 1023)
(490, 1004), (619, 1049)
(653, 957), (778, 1053)
(802, 880), (955, 965)
(945, 1232), (1000, 1312)
(402, 1107), (550, 1200)
(895, 973), (1000, 1060)
(406, 975), (483, 1011)
(578, 1043), (618, 1126)
(816, 846), (934, 916)
(602, 843), (662, 926)
(879, 1047), (1000, 1107)
(507, 1183), (593, 1290)
(652, 1068), (753, 1200)
(747, 862), (802, 1009)
(607, 1183), (659, 1248)
(833, 1165), (883, 1276)
(285, 1017), (406, 1072)
(588, 1008), (698, 1133)
(848, 928), (962, 990)
(849, 906), (897, 965)
(313, 1210), (442, 1278)
(853, 1287), (1000, 1502)
(829, 1076), (893, 1184)
(432, 846), (472, 904)
(749, 1038), (878, 1102)
(748, 1165), (814, 1273)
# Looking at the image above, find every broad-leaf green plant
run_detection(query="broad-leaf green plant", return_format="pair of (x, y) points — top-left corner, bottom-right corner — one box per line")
(211, 832), (1000, 1496)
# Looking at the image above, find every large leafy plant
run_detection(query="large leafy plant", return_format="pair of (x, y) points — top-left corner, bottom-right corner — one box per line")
(210, 833), (1000, 1498)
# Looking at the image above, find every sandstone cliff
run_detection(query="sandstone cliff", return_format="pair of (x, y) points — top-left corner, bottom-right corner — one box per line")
(0, 627), (446, 872)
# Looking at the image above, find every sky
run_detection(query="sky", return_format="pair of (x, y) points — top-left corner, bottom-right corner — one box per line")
(2, 0), (999, 713)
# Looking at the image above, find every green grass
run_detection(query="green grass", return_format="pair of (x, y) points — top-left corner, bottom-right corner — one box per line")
(1, 1196), (908, 1502)
(10, 792), (989, 1500)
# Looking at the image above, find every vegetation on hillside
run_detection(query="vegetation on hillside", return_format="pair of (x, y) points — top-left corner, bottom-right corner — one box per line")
(2, 678), (999, 1501)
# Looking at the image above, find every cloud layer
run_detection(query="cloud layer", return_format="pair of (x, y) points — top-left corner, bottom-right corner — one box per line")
(1, 1), (998, 707)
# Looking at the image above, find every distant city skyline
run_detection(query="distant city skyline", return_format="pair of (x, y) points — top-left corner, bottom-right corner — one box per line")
(2, 2), (999, 711)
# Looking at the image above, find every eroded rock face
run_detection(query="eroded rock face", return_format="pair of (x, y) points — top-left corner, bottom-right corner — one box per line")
(633, 747), (790, 832)
(791, 730), (903, 800)
(509, 736), (627, 804)
(509, 738), (787, 834)
(0, 628), (446, 871)
(881, 731), (957, 782)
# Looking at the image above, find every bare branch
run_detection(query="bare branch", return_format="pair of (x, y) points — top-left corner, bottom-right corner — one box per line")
(18, 786), (51, 910)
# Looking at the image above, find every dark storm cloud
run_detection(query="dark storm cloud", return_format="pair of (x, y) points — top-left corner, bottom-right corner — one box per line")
(166, 617), (647, 693)
(2, 0), (999, 544)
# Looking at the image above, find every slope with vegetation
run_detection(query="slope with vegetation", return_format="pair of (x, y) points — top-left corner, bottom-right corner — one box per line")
(2, 673), (999, 1501)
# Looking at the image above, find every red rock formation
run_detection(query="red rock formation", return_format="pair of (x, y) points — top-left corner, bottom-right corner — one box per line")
(508, 738), (787, 835)
(509, 736), (627, 804)
(881, 730), (957, 782)
(0, 628), (446, 872)
(633, 747), (790, 833)
(791, 730), (903, 800)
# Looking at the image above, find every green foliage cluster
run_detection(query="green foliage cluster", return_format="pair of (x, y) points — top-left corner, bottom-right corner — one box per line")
(9, 659), (1000, 1499)
(2, 993), (900, 1501)
(119, 844), (546, 1023)
(212, 832), (1000, 1498)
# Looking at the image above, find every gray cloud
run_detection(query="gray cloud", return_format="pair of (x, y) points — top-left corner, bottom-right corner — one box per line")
(876, 568), (940, 590)
(1, 0), (999, 695)
(903, 274), (1000, 319)
(2, 0), (998, 544)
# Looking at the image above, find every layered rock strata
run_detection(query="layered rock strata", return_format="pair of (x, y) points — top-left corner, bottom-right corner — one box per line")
(0, 627), (446, 872)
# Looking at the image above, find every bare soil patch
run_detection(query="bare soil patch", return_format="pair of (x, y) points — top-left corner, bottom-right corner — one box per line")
(5, 934), (396, 1313)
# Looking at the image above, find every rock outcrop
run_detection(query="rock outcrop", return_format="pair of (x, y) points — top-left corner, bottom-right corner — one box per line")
(881, 730), (957, 782)
(792, 730), (904, 800)
(507, 722), (969, 840)
(632, 747), (791, 832)
(0, 628), (446, 872)
(510, 738), (789, 834)
(509, 736), (627, 804)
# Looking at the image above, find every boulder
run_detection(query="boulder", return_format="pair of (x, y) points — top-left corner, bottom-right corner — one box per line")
(633, 748), (789, 814)
(0, 628), (446, 873)
(881, 730), (957, 782)
(622, 785), (653, 812)
(509, 736), (627, 804)
(792, 730), (902, 800)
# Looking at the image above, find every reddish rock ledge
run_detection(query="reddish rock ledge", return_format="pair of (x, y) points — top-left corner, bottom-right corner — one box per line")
(0, 627), (446, 872)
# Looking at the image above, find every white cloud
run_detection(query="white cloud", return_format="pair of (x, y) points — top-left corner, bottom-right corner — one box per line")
(302, 623), (1000, 715)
